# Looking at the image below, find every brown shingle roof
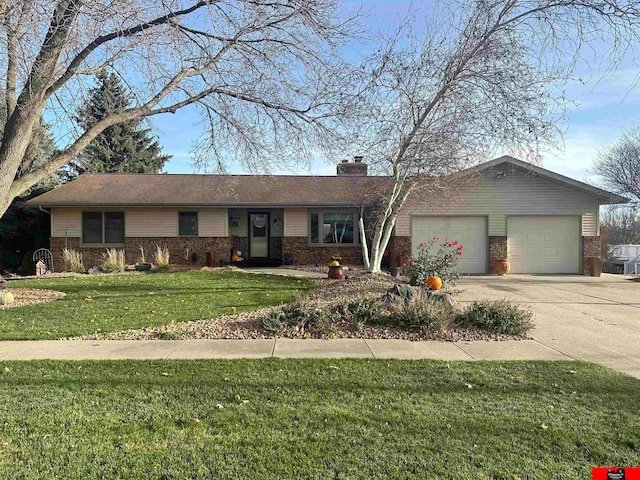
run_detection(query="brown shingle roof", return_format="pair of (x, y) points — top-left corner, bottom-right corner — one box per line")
(27, 174), (390, 207)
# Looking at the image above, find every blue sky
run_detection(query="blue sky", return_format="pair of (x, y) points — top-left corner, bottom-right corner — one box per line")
(155, 0), (640, 184)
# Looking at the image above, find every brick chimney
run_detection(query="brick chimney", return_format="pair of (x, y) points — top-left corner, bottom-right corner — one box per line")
(337, 156), (368, 176)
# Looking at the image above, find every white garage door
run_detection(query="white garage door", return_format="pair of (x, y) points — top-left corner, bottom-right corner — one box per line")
(508, 216), (580, 274)
(411, 216), (487, 274)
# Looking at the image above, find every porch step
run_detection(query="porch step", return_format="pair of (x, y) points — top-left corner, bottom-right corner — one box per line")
(231, 259), (283, 268)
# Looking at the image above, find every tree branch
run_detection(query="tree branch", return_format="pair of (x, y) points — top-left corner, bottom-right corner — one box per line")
(46, 1), (214, 97)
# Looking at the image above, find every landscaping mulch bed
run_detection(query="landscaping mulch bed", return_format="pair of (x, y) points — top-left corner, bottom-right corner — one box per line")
(79, 271), (524, 342)
(0, 288), (66, 310)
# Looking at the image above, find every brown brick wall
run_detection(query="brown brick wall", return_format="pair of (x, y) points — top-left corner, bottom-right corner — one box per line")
(583, 236), (602, 276)
(489, 236), (507, 274)
(50, 236), (232, 271)
(281, 237), (363, 265)
(390, 236), (412, 266)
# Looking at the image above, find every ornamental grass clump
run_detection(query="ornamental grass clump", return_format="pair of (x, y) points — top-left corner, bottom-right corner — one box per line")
(387, 289), (453, 331)
(154, 245), (171, 272)
(0, 290), (15, 306)
(407, 237), (464, 287)
(100, 248), (125, 273)
(456, 299), (534, 335)
(62, 248), (85, 273)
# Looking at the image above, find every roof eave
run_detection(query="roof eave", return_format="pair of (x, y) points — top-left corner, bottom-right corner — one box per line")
(26, 201), (373, 208)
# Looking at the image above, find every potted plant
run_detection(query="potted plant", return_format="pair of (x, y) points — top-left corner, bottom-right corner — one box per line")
(492, 244), (510, 275)
(135, 246), (152, 272)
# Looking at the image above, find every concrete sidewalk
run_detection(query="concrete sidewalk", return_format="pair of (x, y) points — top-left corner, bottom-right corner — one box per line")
(0, 338), (571, 362)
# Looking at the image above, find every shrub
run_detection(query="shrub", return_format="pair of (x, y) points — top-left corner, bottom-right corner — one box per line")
(154, 245), (170, 271)
(262, 304), (322, 333)
(325, 298), (385, 330)
(407, 237), (464, 287)
(387, 289), (453, 330)
(456, 299), (534, 335)
(157, 330), (180, 340)
(344, 298), (384, 325)
(62, 248), (85, 273)
(282, 252), (294, 266)
(100, 248), (125, 273)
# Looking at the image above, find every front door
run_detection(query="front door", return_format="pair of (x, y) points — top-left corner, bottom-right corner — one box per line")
(249, 213), (269, 258)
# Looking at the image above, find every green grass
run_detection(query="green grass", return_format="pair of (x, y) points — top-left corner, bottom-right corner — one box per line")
(1, 272), (313, 340)
(0, 360), (638, 479)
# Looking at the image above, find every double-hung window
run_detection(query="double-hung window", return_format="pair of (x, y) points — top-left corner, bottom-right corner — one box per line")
(82, 212), (125, 244)
(309, 210), (358, 245)
(178, 212), (199, 236)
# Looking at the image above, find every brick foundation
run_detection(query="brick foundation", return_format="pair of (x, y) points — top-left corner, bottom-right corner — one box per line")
(489, 236), (507, 274)
(390, 236), (412, 266)
(281, 237), (363, 265)
(50, 236), (233, 271)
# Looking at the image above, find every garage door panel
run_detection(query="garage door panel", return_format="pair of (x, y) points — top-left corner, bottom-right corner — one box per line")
(412, 216), (487, 274)
(508, 216), (579, 274)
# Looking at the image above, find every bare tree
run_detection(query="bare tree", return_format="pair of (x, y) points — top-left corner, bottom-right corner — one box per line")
(592, 128), (640, 203)
(601, 204), (640, 245)
(345, 0), (640, 273)
(0, 0), (356, 218)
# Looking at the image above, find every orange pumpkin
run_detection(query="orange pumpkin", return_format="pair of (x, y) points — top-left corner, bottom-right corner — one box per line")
(426, 275), (442, 291)
(231, 254), (239, 261)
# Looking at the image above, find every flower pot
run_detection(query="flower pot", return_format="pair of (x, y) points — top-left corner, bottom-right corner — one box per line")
(328, 265), (345, 280)
(390, 266), (401, 277)
(493, 259), (510, 275)
(135, 263), (152, 272)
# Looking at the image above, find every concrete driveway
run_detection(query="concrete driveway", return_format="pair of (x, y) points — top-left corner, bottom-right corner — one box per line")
(457, 274), (640, 378)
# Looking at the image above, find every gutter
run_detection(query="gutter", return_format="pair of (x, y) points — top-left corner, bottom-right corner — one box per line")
(38, 206), (51, 214)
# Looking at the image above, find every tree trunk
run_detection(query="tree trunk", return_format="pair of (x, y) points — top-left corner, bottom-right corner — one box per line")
(0, 194), (11, 219)
(358, 212), (371, 271)
(362, 210), (398, 274)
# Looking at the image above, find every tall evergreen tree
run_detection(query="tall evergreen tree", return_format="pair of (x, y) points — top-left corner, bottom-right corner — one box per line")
(72, 71), (171, 175)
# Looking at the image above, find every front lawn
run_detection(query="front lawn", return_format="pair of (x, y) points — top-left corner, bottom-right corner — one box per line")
(0, 360), (638, 479)
(1, 272), (313, 340)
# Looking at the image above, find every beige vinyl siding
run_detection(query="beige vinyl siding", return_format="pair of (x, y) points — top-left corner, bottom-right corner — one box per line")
(284, 208), (307, 237)
(51, 208), (82, 237)
(125, 208), (178, 237)
(199, 209), (228, 237)
(397, 165), (600, 237)
(52, 207), (229, 238)
(582, 210), (599, 236)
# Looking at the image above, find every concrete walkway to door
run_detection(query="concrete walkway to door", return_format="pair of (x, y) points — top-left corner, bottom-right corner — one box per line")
(456, 273), (640, 378)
